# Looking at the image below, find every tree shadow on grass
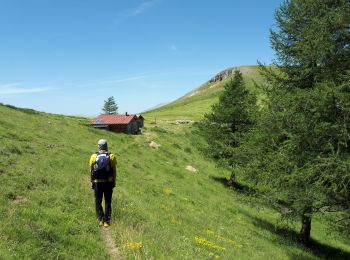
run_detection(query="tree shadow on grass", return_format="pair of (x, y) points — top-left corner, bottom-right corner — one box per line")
(210, 176), (256, 194)
(210, 176), (229, 186)
(211, 175), (350, 259)
(243, 212), (350, 260)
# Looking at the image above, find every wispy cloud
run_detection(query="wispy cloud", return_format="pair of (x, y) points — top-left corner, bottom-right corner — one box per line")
(74, 73), (157, 89)
(100, 75), (151, 84)
(170, 44), (178, 51)
(132, 0), (159, 15)
(115, 0), (160, 24)
(0, 83), (56, 96)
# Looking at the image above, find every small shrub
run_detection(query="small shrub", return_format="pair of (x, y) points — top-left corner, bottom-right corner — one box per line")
(172, 143), (181, 149)
(184, 147), (192, 153)
(26, 181), (36, 190)
(0, 147), (8, 155)
(8, 146), (22, 155)
(40, 177), (49, 186)
(132, 162), (143, 169)
(5, 192), (16, 200)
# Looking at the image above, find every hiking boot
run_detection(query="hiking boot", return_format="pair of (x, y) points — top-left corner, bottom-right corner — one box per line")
(99, 220), (103, 227)
(103, 221), (110, 228)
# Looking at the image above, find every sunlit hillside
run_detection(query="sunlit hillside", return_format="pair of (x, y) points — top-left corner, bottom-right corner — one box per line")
(145, 66), (264, 122)
(1, 98), (349, 259)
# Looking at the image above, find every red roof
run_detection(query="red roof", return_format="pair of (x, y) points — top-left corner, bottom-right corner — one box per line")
(92, 114), (137, 125)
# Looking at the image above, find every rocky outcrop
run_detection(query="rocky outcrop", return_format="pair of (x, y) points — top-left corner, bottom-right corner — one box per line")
(176, 120), (195, 124)
(208, 68), (235, 83)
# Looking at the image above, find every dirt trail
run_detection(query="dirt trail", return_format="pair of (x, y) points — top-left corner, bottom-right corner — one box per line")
(100, 228), (123, 260)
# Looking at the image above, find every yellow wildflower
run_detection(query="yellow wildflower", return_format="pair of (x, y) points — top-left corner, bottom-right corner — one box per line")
(208, 252), (220, 259)
(194, 237), (226, 251)
(160, 204), (170, 212)
(236, 217), (246, 225)
(163, 188), (173, 195)
(125, 241), (142, 250)
(205, 228), (243, 249)
(171, 217), (180, 225)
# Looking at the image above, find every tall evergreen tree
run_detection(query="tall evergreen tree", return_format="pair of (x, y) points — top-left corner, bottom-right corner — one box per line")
(252, 0), (350, 245)
(265, 0), (350, 88)
(198, 70), (256, 187)
(102, 96), (118, 114)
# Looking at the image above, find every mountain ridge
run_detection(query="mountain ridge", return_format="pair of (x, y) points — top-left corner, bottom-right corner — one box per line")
(144, 65), (263, 122)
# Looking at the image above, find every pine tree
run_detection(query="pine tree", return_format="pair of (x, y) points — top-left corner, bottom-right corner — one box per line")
(265, 0), (350, 88)
(252, 0), (350, 245)
(198, 70), (256, 188)
(102, 96), (118, 114)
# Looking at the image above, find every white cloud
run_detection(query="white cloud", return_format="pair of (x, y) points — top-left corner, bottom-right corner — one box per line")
(0, 83), (55, 96)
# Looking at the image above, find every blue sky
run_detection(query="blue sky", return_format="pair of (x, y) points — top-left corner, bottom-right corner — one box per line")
(0, 0), (284, 116)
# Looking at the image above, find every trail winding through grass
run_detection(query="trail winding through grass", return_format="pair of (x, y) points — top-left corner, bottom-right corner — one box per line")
(101, 228), (122, 260)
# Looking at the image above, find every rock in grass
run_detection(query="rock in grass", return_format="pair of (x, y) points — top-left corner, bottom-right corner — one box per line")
(186, 165), (197, 173)
(176, 120), (195, 124)
(149, 141), (161, 149)
(12, 195), (28, 204)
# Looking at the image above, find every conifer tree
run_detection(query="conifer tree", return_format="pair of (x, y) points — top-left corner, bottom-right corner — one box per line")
(198, 70), (256, 187)
(253, 0), (350, 245)
(264, 0), (350, 88)
(102, 96), (118, 114)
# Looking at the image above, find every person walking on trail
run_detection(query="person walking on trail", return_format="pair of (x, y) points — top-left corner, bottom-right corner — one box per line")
(89, 139), (117, 227)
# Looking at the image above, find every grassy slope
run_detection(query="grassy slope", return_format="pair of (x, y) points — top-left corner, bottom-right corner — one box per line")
(145, 66), (264, 122)
(0, 106), (109, 259)
(1, 103), (349, 259)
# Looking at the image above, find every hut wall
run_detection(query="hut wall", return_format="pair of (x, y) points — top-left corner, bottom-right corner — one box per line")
(127, 120), (139, 134)
(137, 118), (144, 128)
(109, 124), (128, 133)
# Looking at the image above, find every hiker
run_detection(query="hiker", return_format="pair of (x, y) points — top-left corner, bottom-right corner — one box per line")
(89, 139), (117, 227)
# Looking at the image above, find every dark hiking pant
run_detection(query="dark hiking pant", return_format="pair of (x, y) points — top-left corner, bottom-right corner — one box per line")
(94, 182), (114, 222)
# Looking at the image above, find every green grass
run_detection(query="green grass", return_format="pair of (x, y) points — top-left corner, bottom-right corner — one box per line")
(1, 102), (349, 259)
(0, 105), (109, 259)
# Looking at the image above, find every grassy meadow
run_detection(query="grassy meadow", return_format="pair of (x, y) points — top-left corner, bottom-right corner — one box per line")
(0, 100), (349, 259)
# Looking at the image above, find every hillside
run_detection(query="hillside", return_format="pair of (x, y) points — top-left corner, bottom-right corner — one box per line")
(145, 66), (264, 122)
(1, 103), (350, 259)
